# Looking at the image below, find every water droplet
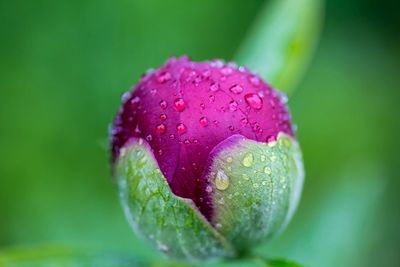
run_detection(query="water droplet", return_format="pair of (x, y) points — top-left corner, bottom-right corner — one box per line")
(266, 135), (276, 143)
(264, 166), (271, 174)
(150, 88), (157, 95)
(202, 69), (211, 78)
(176, 123), (187, 134)
(160, 114), (167, 121)
(270, 99), (276, 108)
(200, 103), (205, 110)
(205, 185), (213, 193)
(158, 149), (163, 155)
(157, 71), (171, 83)
(156, 241), (169, 252)
(120, 147), (126, 157)
(145, 134), (153, 142)
(229, 84), (243, 94)
(215, 170), (229, 190)
(156, 123), (166, 134)
(270, 155), (277, 161)
(209, 82), (219, 92)
(210, 59), (224, 68)
(183, 139), (190, 145)
(249, 75), (261, 86)
(245, 93), (263, 110)
(278, 91), (288, 104)
(220, 67), (233, 76)
(242, 152), (254, 167)
(130, 96), (140, 108)
(194, 75), (202, 85)
(169, 134), (175, 140)
(228, 125), (235, 131)
(240, 118), (248, 126)
(199, 117), (209, 127)
(261, 155), (266, 161)
(215, 223), (222, 229)
(121, 91), (132, 102)
(173, 98), (185, 111)
(209, 95), (215, 102)
(253, 123), (262, 133)
(137, 155), (147, 167)
(226, 157), (233, 163)
(229, 100), (238, 111)
(159, 100), (167, 109)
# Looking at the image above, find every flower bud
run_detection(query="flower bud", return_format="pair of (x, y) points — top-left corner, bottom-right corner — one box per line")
(110, 57), (304, 262)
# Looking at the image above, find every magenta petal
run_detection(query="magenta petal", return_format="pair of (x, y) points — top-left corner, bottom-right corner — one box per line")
(111, 57), (294, 221)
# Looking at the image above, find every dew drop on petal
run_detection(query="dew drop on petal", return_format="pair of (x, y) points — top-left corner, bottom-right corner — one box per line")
(266, 135), (276, 143)
(220, 67), (233, 76)
(242, 152), (254, 167)
(121, 91), (131, 102)
(145, 134), (153, 142)
(199, 117), (209, 127)
(249, 75), (261, 86)
(157, 71), (171, 83)
(215, 170), (230, 190)
(244, 93), (263, 110)
(169, 134), (175, 140)
(209, 82), (219, 92)
(205, 185), (213, 193)
(130, 96), (140, 108)
(176, 123), (187, 134)
(156, 124), (166, 134)
(202, 69), (211, 78)
(240, 118), (248, 126)
(229, 84), (243, 94)
(229, 100), (238, 111)
(159, 100), (167, 109)
(160, 114), (167, 121)
(173, 98), (185, 111)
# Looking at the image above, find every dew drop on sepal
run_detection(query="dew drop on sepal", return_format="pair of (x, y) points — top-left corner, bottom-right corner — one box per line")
(215, 170), (230, 190)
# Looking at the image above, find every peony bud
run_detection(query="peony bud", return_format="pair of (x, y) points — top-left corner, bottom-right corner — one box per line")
(110, 57), (304, 262)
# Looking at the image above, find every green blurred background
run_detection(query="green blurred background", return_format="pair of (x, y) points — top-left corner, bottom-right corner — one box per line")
(0, 0), (399, 266)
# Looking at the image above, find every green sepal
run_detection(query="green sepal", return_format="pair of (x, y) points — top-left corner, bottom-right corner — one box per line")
(115, 139), (235, 263)
(206, 133), (304, 251)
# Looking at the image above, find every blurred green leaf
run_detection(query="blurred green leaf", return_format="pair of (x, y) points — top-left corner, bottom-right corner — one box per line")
(0, 245), (144, 267)
(203, 256), (303, 267)
(235, 0), (323, 94)
(0, 246), (304, 267)
(266, 259), (303, 267)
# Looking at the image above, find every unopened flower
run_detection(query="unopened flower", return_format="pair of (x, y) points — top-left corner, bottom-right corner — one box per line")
(110, 57), (304, 262)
